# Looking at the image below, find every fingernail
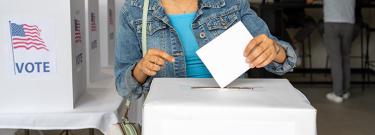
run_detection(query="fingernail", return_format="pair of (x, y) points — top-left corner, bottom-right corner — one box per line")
(246, 59), (250, 63)
(249, 64), (254, 68)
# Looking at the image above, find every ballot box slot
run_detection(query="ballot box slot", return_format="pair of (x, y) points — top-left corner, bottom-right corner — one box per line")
(190, 86), (262, 91)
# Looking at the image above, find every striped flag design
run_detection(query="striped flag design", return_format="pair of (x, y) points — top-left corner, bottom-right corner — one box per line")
(10, 22), (48, 51)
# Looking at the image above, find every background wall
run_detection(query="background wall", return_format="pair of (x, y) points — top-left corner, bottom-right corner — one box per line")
(303, 8), (375, 69)
(248, 0), (375, 69)
(99, 0), (375, 69)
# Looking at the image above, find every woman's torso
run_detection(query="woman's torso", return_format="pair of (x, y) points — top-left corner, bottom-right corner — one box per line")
(167, 13), (212, 78)
(118, 0), (263, 78)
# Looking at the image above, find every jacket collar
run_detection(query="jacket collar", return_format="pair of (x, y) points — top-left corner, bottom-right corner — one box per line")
(130, 0), (226, 28)
(200, 0), (226, 8)
(130, 0), (226, 10)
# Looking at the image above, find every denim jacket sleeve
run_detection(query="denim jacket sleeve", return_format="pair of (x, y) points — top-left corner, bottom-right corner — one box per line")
(114, 5), (152, 99)
(239, 0), (297, 76)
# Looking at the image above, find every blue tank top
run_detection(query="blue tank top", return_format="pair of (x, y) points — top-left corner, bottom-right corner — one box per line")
(168, 13), (212, 78)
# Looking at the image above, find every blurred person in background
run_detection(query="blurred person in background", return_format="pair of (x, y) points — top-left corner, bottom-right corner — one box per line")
(307, 0), (355, 103)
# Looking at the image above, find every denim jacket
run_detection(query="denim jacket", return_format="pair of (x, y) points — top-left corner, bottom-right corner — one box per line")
(115, 0), (297, 99)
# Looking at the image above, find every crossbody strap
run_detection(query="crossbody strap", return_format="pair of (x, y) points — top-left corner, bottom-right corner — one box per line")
(141, 0), (150, 57)
(124, 0), (150, 117)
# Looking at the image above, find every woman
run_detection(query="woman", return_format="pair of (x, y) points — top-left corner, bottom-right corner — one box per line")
(115, 0), (297, 99)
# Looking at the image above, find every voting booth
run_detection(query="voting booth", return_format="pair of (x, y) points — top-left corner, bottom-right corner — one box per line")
(99, 0), (116, 67)
(86, 0), (101, 83)
(107, 0), (116, 66)
(0, 0), (87, 112)
(143, 78), (317, 135)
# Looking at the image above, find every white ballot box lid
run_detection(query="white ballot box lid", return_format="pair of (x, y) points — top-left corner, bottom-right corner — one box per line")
(143, 78), (317, 135)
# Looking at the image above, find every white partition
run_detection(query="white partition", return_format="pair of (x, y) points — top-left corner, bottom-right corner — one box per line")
(99, 0), (124, 68)
(86, 0), (101, 83)
(0, 0), (87, 112)
(107, 0), (116, 66)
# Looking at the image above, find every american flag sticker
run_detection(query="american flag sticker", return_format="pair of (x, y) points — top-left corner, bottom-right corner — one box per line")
(8, 21), (56, 76)
(90, 12), (97, 32)
(90, 11), (98, 50)
(10, 23), (48, 51)
(74, 19), (82, 44)
(73, 18), (84, 72)
(108, 8), (114, 26)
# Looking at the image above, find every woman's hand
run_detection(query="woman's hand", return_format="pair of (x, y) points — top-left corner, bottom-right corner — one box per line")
(243, 34), (286, 68)
(133, 48), (175, 84)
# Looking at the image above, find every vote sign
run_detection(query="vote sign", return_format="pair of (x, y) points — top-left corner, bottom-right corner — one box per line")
(0, 0), (86, 113)
(9, 21), (56, 76)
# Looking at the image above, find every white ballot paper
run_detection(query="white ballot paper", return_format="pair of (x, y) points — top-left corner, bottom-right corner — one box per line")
(196, 21), (253, 88)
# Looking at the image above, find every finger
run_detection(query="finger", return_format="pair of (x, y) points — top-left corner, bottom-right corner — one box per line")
(148, 49), (175, 62)
(145, 60), (161, 72)
(256, 52), (275, 68)
(244, 34), (267, 57)
(250, 47), (273, 68)
(148, 56), (165, 66)
(246, 43), (270, 63)
(142, 67), (157, 76)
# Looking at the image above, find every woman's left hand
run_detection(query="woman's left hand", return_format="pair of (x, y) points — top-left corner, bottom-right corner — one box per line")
(243, 34), (282, 68)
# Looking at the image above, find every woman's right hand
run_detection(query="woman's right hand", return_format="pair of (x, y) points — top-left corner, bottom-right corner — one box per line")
(133, 48), (175, 84)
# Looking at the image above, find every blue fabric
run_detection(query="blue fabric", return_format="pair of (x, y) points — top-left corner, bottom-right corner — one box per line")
(168, 13), (212, 78)
(10, 23), (26, 37)
(115, 0), (297, 99)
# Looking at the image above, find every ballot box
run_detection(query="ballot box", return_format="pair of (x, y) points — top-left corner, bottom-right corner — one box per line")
(0, 0), (87, 112)
(86, 0), (101, 83)
(143, 78), (317, 135)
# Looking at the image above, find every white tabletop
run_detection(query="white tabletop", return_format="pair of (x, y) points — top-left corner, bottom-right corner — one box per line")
(0, 68), (124, 135)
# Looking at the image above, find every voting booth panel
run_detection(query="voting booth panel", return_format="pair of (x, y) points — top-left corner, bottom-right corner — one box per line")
(143, 78), (317, 135)
(99, 0), (116, 67)
(0, 0), (87, 112)
(107, 0), (116, 66)
(86, 0), (101, 83)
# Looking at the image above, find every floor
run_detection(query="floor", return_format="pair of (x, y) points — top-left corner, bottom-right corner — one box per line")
(10, 76), (375, 135)
(298, 84), (375, 135)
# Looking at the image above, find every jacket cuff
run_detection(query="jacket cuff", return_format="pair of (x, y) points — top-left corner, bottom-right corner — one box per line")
(265, 40), (297, 76)
(125, 63), (153, 100)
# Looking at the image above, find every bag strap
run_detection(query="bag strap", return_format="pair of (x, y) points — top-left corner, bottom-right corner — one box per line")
(124, 0), (150, 119)
(141, 0), (150, 57)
